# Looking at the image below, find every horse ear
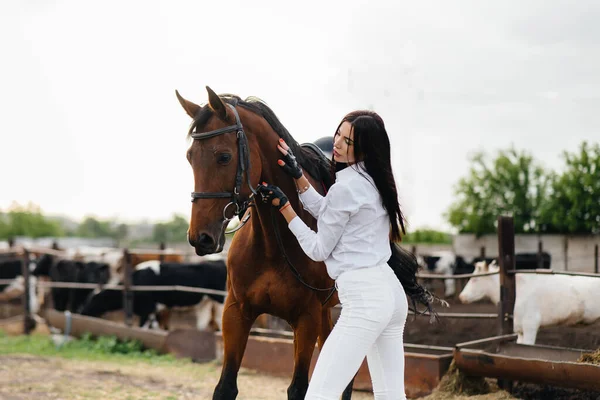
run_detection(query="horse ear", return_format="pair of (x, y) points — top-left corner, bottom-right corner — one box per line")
(206, 86), (227, 120)
(175, 90), (201, 119)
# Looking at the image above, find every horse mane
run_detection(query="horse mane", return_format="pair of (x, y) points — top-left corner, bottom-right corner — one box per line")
(188, 95), (333, 190)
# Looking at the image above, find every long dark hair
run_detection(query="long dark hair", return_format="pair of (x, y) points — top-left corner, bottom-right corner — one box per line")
(332, 110), (444, 321)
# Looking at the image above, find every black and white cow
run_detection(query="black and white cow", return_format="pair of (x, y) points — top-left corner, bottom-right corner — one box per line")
(32, 254), (110, 313)
(0, 257), (39, 312)
(81, 259), (227, 330)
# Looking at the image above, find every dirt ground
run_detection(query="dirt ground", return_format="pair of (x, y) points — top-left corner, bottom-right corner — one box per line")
(0, 354), (516, 400)
(2, 353), (600, 400)
(0, 354), (372, 400)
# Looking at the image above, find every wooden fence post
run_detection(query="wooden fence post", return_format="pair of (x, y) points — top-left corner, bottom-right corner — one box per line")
(480, 246), (486, 259)
(497, 216), (516, 392)
(122, 249), (134, 327)
(21, 249), (35, 335)
(159, 242), (166, 263)
(537, 240), (544, 269)
(497, 216), (516, 335)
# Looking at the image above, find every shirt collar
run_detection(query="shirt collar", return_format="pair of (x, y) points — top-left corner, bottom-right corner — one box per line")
(335, 161), (366, 181)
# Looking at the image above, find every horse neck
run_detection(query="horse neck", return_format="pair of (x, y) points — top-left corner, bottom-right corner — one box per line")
(248, 130), (305, 257)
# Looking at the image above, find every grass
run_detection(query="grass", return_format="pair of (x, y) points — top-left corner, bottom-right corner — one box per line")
(0, 329), (186, 365)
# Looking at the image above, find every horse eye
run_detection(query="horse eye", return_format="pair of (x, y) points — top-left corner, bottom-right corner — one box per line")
(217, 153), (232, 165)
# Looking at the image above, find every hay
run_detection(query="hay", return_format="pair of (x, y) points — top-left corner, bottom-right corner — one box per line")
(436, 360), (490, 396)
(578, 348), (600, 365)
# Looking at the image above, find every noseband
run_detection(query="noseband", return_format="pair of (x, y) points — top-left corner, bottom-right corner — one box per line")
(190, 104), (257, 224)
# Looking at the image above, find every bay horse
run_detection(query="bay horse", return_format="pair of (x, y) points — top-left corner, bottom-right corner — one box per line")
(176, 86), (355, 399)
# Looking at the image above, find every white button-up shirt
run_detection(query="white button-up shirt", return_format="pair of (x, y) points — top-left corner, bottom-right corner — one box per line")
(288, 162), (392, 280)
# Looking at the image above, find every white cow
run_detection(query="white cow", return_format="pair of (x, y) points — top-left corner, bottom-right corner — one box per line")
(459, 261), (600, 345)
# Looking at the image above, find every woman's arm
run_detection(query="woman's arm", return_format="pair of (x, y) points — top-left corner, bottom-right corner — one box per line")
(294, 175), (325, 219)
(286, 183), (357, 262)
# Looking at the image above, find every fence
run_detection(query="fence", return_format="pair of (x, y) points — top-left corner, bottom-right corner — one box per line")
(4, 223), (600, 338)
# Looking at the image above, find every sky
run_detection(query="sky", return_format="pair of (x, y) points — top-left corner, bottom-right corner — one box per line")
(1, 0), (599, 232)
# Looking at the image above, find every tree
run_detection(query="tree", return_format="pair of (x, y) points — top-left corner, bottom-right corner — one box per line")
(445, 147), (552, 235)
(76, 216), (115, 238)
(0, 203), (64, 239)
(114, 223), (129, 246)
(538, 141), (600, 234)
(152, 214), (189, 244)
(402, 229), (452, 245)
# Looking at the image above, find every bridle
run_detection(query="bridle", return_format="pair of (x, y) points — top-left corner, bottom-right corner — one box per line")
(190, 104), (255, 234)
(189, 102), (336, 304)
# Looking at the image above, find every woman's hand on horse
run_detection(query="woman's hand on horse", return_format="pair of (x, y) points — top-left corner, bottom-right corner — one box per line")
(277, 139), (303, 179)
(258, 182), (290, 210)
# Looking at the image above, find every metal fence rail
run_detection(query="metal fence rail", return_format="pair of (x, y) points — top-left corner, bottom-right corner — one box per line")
(34, 281), (229, 296)
(506, 269), (600, 278)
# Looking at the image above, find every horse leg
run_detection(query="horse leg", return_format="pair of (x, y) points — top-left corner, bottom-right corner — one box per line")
(318, 307), (355, 400)
(287, 310), (320, 400)
(213, 299), (254, 400)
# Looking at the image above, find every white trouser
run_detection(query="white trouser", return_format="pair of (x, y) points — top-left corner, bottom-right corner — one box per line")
(306, 264), (408, 400)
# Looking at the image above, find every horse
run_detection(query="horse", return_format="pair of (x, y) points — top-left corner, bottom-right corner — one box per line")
(176, 86), (355, 399)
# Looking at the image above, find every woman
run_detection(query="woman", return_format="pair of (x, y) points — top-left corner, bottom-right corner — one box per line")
(258, 110), (439, 400)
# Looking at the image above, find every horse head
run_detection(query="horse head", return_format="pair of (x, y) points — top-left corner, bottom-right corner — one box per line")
(176, 86), (268, 255)
(177, 86), (332, 257)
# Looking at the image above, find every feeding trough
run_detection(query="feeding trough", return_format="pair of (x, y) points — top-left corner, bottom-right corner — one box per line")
(454, 333), (600, 391)
(215, 332), (453, 398)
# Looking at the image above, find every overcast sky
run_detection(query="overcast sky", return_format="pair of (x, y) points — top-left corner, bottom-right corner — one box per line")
(1, 0), (598, 231)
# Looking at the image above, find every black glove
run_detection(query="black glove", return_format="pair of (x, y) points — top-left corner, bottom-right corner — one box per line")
(277, 140), (303, 179)
(258, 182), (289, 210)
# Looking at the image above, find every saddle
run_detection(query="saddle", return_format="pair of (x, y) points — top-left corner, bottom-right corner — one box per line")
(301, 142), (329, 161)
(300, 142), (331, 194)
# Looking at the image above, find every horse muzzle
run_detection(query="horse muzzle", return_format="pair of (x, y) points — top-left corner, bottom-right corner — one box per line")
(188, 231), (225, 256)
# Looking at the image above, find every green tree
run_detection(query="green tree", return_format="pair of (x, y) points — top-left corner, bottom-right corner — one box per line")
(445, 147), (552, 235)
(152, 214), (189, 244)
(0, 203), (64, 239)
(538, 141), (600, 234)
(403, 229), (452, 244)
(0, 212), (7, 238)
(76, 216), (115, 238)
(114, 223), (129, 246)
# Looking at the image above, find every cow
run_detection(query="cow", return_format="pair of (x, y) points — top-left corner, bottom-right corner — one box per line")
(417, 251), (457, 297)
(0, 257), (39, 313)
(67, 247), (185, 284)
(31, 254), (110, 313)
(458, 260), (600, 344)
(419, 251), (552, 298)
(81, 259), (227, 330)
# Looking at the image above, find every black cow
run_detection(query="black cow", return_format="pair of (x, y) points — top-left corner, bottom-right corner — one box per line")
(0, 258), (23, 292)
(454, 253), (550, 275)
(32, 254), (110, 313)
(81, 260), (227, 328)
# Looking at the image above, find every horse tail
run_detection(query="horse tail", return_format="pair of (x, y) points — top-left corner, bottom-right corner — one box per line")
(387, 242), (447, 323)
